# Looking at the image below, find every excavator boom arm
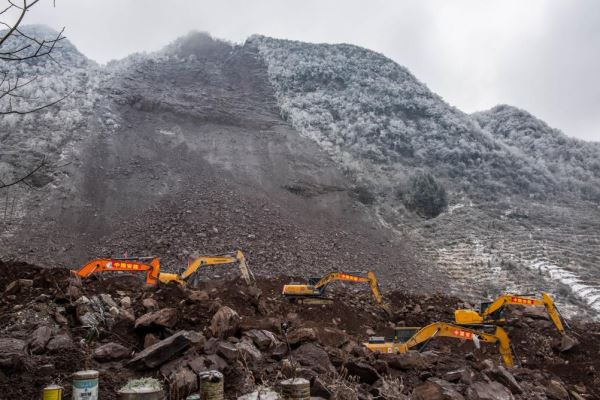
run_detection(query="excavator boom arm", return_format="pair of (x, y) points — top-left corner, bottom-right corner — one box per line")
(541, 292), (566, 334)
(313, 272), (369, 289)
(74, 258), (160, 285)
(367, 272), (383, 304)
(179, 250), (253, 285)
(180, 256), (238, 279)
(480, 293), (565, 334)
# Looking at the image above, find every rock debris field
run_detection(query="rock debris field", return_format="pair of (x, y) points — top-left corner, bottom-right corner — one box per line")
(0, 260), (599, 399)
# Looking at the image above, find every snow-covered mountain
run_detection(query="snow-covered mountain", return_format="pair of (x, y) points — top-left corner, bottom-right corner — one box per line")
(2, 28), (600, 318)
(251, 35), (600, 202)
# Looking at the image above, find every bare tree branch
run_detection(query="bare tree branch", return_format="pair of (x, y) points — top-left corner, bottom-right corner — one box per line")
(0, 0), (64, 190)
(0, 90), (69, 114)
(0, 26), (65, 61)
(0, 0), (68, 114)
(0, 155), (45, 189)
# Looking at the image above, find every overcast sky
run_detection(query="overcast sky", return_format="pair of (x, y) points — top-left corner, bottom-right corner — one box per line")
(25, 0), (600, 141)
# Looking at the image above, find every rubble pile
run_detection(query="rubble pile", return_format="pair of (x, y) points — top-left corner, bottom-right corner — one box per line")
(0, 260), (599, 399)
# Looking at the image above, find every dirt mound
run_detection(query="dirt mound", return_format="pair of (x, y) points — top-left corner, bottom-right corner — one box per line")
(1, 260), (599, 399)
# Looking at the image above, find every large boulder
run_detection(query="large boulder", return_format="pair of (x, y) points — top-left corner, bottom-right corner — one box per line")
(243, 329), (280, 350)
(28, 326), (53, 354)
(210, 306), (240, 338)
(135, 308), (178, 329)
(372, 378), (409, 400)
(293, 343), (334, 374)
(0, 338), (26, 369)
(169, 367), (198, 397)
(144, 333), (161, 349)
(235, 339), (263, 365)
(318, 327), (351, 348)
(286, 327), (317, 345)
(484, 366), (522, 395)
(412, 379), (465, 400)
(142, 297), (159, 311)
(545, 380), (569, 400)
(204, 338), (221, 355)
(343, 360), (380, 384)
(127, 330), (203, 370)
(327, 347), (348, 367)
(239, 317), (282, 333)
(46, 334), (74, 353)
(186, 289), (210, 302)
(216, 341), (239, 362)
(466, 382), (514, 400)
(93, 342), (131, 362)
(3, 279), (33, 296)
(522, 307), (550, 320)
(382, 351), (431, 370)
(159, 353), (199, 397)
(99, 293), (119, 309)
(423, 378), (465, 400)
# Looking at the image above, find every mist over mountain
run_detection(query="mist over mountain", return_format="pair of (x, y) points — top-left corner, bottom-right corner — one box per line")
(1, 28), (599, 318)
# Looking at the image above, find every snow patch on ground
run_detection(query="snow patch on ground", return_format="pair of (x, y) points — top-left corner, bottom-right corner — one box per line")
(447, 203), (465, 215)
(528, 259), (600, 312)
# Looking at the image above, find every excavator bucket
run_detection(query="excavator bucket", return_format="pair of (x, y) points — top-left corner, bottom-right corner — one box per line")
(559, 334), (579, 352)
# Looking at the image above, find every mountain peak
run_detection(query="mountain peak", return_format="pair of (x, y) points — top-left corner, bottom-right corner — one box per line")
(161, 31), (233, 59)
(0, 24), (90, 67)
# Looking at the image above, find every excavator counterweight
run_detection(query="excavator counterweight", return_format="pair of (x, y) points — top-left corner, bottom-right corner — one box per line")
(364, 322), (514, 368)
(454, 292), (577, 351)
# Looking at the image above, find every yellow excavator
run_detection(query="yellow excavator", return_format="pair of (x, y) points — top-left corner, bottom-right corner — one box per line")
(364, 322), (514, 368)
(159, 250), (254, 286)
(454, 292), (577, 351)
(282, 271), (383, 305)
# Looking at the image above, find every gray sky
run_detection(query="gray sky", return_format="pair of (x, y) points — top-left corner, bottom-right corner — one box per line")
(25, 0), (600, 141)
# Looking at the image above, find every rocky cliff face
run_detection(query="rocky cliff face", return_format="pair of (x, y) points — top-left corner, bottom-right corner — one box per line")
(1, 28), (599, 317)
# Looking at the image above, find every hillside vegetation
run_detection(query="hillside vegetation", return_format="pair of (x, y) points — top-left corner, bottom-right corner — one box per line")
(251, 35), (599, 203)
(474, 105), (600, 201)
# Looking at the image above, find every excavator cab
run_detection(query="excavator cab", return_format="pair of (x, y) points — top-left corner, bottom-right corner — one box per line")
(480, 301), (507, 321)
(394, 327), (421, 343)
(307, 277), (321, 286)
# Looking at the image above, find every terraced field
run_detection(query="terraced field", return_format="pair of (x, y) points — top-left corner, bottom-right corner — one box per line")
(414, 199), (600, 319)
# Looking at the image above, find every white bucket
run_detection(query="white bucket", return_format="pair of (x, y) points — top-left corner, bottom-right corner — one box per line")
(72, 370), (99, 400)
